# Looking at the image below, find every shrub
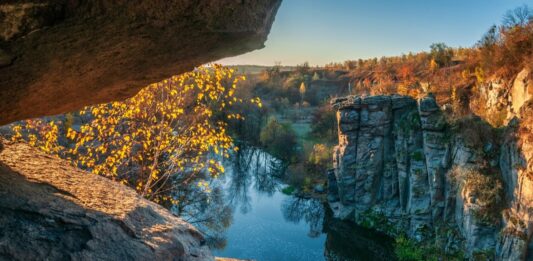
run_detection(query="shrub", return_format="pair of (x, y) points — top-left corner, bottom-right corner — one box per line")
(394, 235), (425, 261)
(451, 115), (498, 147)
(307, 143), (332, 170)
(430, 43), (453, 67)
(451, 167), (504, 224)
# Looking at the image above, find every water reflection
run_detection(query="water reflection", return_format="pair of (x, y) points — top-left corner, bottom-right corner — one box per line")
(173, 182), (233, 249)
(225, 148), (283, 214)
(188, 147), (395, 260)
(281, 197), (324, 238)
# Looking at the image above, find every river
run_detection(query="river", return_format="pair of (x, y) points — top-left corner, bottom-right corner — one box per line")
(191, 148), (395, 261)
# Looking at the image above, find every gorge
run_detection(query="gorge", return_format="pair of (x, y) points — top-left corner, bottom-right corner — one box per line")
(1, 1), (532, 260)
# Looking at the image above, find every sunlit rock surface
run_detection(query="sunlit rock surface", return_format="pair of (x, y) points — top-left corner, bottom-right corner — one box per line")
(0, 0), (281, 125)
(475, 68), (532, 123)
(511, 69), (533, 116)
(0, 139), (213, 260)
(329, 94), (533, 259)
(498, 102), (533, 260)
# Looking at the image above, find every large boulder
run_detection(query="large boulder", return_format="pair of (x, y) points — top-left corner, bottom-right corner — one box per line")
(0, 139), (213, 260)
(0, 0), (282, 125)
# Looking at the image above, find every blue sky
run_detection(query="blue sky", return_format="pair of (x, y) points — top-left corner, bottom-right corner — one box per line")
(218, 0), (529, 66)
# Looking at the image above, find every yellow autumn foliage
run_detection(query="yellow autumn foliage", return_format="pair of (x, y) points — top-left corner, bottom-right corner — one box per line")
(11, 65), (259, 206)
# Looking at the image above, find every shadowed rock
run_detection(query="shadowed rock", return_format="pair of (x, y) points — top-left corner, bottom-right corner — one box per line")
(0, 0), (282, 125)
(0, 139), (213, 260)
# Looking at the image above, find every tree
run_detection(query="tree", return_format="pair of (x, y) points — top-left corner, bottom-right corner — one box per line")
(502, 5), (532, 28)
(12, 65), (259, 207)
(259, 118), (297, 162)
(429, 58), (439, 72)
(397, 83), (409, 96)
(312, 72), (320, 81)
(398, 64), (415, 84)
(478, 25), (499, 48)
(296, 61), (310, 74)
(477, 25), (499, 69)
(308, 144), (330, 168)
(310, 105), (337, 142)
(429, 43), (453, 67)
(299, 82), (307, 103)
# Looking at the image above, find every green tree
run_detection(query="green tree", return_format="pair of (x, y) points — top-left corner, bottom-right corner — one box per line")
(259, 118), (297, 162)
(310, 105), (337, 142)
(312, 72), (320, 81)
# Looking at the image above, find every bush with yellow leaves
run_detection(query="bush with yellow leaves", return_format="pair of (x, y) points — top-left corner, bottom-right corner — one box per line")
(11, 65), (260, 207)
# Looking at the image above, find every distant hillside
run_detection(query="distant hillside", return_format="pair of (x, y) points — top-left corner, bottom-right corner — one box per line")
(227, 65), (296, 74)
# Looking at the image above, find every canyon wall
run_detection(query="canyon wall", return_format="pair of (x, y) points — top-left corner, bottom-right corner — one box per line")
(329, 94), (533, 259)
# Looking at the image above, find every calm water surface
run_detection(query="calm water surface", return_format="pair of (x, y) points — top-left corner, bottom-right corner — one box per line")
(204, 149), (394, 261)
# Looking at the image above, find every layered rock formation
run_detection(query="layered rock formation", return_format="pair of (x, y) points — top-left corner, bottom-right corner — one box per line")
(329, 94), (533, 259)
(0, 138), (213, 260)
(0, 0), (281, 125)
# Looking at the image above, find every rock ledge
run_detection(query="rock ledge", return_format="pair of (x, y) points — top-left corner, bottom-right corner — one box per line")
(0, 139), (212, 260)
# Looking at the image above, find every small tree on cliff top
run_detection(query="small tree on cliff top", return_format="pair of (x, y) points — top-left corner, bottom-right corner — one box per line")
(502, 4), (532, 28)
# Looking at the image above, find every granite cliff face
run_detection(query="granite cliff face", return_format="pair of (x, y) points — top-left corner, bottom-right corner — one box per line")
(0, 0), (281, 125)
(329, 94), (533, 259)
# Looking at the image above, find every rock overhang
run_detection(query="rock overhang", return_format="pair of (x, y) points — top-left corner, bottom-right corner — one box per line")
(0, 0), (282, 125)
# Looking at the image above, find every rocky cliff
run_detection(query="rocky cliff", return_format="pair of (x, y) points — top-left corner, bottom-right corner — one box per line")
(0, 0), (281, 125)
(0, 138), (214, 260)
(328, 94), (533, 259)
(474, 68), (532, 126)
